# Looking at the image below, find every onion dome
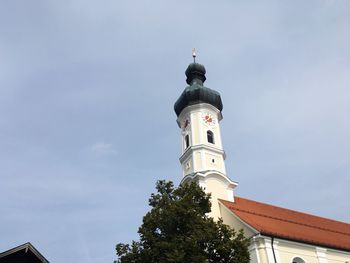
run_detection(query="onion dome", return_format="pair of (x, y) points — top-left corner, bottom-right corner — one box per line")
(174, 62), (223, 117)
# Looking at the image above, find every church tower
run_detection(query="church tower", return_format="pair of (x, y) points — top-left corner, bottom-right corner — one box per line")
(174, 55), (237, 218)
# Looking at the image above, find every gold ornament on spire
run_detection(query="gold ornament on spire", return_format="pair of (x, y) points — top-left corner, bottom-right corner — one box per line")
(192, 48), (196, 63)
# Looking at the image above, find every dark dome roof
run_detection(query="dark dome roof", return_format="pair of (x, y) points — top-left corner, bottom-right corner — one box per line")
(174, 63), (223, 117)
(185, 63), (206, 85)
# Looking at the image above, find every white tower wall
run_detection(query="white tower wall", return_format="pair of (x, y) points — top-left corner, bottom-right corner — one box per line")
(176, 103), (237, 220)
(177, 103), (226, 177)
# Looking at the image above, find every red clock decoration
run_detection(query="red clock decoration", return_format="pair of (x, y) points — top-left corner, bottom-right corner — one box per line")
(182, 117), (191, 131)
(202, 113), (216, 127)
(184, 119), (189, 128)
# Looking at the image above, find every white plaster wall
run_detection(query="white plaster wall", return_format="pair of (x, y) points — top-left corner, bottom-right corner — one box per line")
(327, 249), (350, 263)
(270, 238), (350, 263)
(204, 177), (230, 219)
(190, 111), (201, 145)
(256, 238), (270, 263)
(181, 156), (193, 176)
(277, 240), (318, 263)
(219, 202), (256, 238)
(204, 151), (225, 172)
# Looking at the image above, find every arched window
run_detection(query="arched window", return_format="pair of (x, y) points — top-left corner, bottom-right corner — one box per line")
(292, 257), (305, 263)
(207, 130), (214, 144)
(185, 135), (190, 149)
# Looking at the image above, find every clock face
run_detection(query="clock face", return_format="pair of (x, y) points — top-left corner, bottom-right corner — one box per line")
(182, 116), (190, 131)
(202, 113), (216, 127)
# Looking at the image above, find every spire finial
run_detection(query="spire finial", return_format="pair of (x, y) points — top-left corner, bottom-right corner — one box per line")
(192, 48), (196, 63)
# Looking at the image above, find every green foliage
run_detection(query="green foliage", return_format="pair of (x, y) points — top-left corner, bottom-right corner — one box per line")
(116, 180), (250, 263)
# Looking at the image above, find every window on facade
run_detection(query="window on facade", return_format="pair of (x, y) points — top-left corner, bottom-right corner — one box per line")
(292, 257), (305, 263)
(185, 135), (190, 149)
(207, 130), (214, 144)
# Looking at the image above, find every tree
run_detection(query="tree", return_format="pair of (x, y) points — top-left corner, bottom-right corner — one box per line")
(116, 180), (250, 263)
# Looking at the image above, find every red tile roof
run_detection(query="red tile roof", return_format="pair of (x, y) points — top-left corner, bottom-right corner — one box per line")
(220, 197), (350, 251)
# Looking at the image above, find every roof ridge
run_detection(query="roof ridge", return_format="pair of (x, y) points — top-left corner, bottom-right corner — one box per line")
(231, 196), (350, 227)
(232, 207), (350, 237)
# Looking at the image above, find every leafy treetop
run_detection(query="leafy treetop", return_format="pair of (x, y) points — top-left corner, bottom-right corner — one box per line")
(116, 180), (250, 263)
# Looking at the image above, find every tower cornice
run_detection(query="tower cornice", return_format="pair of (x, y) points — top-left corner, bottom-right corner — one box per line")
(179, 144), (226, 164)
(180, 171), (238, 189)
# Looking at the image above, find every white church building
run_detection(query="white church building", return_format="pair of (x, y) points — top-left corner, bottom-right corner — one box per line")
(173, 57), (350, 263)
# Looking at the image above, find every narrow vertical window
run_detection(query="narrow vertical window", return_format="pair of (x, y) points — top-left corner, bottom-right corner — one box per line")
(185, 135), (190, 149)
(207, 130), (214, 144)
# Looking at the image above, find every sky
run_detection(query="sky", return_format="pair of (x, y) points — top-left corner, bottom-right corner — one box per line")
(0, 1), (349, 262)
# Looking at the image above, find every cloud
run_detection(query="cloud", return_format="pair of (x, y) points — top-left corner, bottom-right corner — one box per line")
(89, 142), (117, 156)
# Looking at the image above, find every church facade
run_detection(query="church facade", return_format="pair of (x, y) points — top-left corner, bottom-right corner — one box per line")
(174, 58), (350, 263)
